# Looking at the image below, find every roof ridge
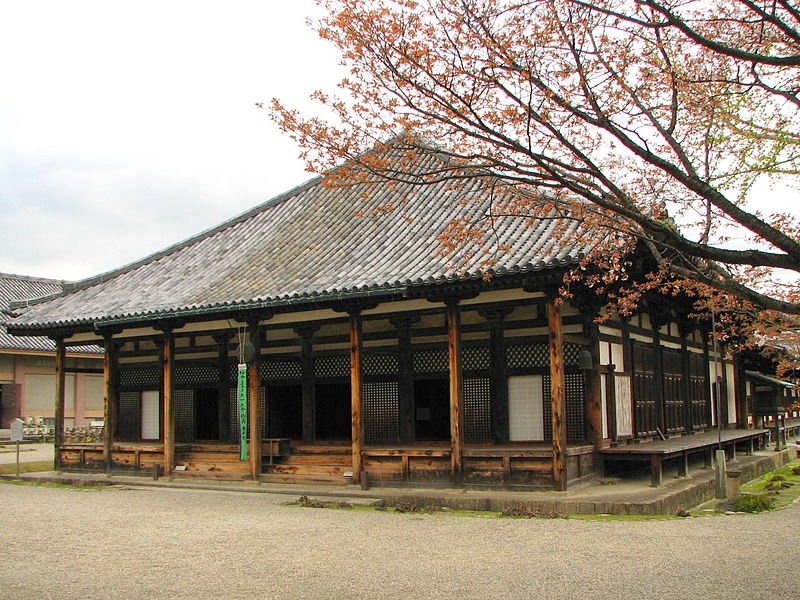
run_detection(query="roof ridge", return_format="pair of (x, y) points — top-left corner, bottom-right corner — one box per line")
(0, 272), (68, 285)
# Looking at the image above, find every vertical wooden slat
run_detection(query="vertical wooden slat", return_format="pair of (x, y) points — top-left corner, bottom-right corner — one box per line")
(350, 311), (364, 484)
(162, 330), (175, 475)
(248, 323), (262, 480)
(446, 300), (464, 485)
(547, 299), (567, 491)
(103, 335), (118, 471)
(53, 338), (66, 471)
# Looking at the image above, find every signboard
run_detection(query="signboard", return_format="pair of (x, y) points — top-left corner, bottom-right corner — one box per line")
(10, 418), (24, 442)
(237, 364), (248, 461)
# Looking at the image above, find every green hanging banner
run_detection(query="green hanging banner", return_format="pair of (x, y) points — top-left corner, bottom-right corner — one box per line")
(237, 363), (248, 461)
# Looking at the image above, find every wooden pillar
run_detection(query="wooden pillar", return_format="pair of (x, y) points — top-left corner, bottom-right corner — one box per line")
(103, 335), (119, 471)
(53, 338), (66, 471)
(733, 353), (748, 429)
(446, 299), (464, 485)
(391, 317), (418, 444)
(248, 322), (262, 480)
(720, 351), (730, 428)
(214, 333), (232, 442)
(678, 318), (693, 434)
(481, 308), (512, 444)
(581, 312), (603, 449)
(349, 311), (364, 484)
(621, 316), (635, 435)
(547, 298), (567, 491)
(295, 325), (319, 444)
(162, 330), (175, 475)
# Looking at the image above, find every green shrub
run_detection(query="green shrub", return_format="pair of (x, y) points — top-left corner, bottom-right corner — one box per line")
(730, 494), (776, 513)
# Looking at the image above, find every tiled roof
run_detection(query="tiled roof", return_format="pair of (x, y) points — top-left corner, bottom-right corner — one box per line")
(8, 147), (591, 333)
(0, 273), (101, 353)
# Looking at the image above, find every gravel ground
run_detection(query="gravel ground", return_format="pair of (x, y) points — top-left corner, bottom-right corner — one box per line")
(0, 483), (797, 600)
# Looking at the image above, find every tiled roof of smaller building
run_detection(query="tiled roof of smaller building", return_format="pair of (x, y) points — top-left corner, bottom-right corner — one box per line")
(8, 145), (594, 333)
(0, 273), (102, 354)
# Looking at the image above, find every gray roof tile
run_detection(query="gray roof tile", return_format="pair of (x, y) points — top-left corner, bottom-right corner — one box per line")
(9, 148), (590, 332)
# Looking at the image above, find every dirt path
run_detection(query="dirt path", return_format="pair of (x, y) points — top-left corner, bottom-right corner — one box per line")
(0, 483), (796, 599)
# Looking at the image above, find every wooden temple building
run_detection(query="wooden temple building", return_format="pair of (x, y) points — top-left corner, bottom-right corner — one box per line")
(6, 147), (774, 490)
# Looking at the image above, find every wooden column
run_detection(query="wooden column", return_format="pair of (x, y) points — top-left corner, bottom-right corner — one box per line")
(446, 300), (464, 485)
(391, 316), (418, 444)
(481, 308), (512, 444)
(248, 322), (262, 480)
(547, 298), (567, 491)
(679, 322), (694, 434)
(349, 311), (364, 484)
(214, 333), (232, 442)
(53, 338), (66, 471)
(103, 335), (119, 471)
(162, 330), (175, 475)
(733, 353), (748, 429)
(583, 316), (603, 450)
(295, 325), (319, 444)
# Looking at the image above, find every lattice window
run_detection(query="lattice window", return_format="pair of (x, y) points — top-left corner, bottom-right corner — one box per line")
(364, 352), (398, 376)
(175, 362), (219, 385)
(229, 388), (239, 441)
(563, 343), (581, 367)
(507, 344), (549, 369)
(174, 390), (195, 443)
(262, 358), (302, 380)
(464, 377), (491, 442)
(565, 373), (586, 443)
(463, 346), (490, 372)
(117, 391), (141, 441)
(413, 349), (448, 374)
(541, 373), (586, 443)
(363, 381), (399, 443)
(227, 386), (267, 441)
(542, 375), (553, 441)
(315, 354), (350, 379)
(119, 365), (160, 388)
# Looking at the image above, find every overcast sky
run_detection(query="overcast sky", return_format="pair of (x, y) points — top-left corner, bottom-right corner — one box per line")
(0, 0), (342, 281)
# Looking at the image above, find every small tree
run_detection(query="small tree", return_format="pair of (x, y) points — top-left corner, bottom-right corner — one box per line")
(268, 0), (800, 345)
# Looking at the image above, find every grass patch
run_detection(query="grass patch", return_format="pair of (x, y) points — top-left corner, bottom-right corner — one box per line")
(738, 459), (800, 510)
(0, 460), (54, 475)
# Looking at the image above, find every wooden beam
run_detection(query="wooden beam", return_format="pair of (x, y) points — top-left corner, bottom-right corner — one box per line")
(53, 338), (66, 471)
(248, 323), (262, 480)
(446, 300), (464, 485)
(480, 307), (512, 444)
(547, 299), (567, 491)
(103, 336), (119, 471)
(349, 311), (364, 484)
(214, 333), (232, 442)
(295, 325), (319, 444)
(390, 316), (418, 444)
(162, 330), (175, 475)
(583, 318), (603, 450)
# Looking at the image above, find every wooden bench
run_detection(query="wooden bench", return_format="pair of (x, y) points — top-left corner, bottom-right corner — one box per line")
(600, 429), (768, 487)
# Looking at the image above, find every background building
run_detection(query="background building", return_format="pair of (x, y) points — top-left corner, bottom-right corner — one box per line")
(0, 273), (103, 429)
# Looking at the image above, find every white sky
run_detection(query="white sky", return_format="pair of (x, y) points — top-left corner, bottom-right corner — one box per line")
(0, 0), (343, 281)
(2, 1), (797, 284)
